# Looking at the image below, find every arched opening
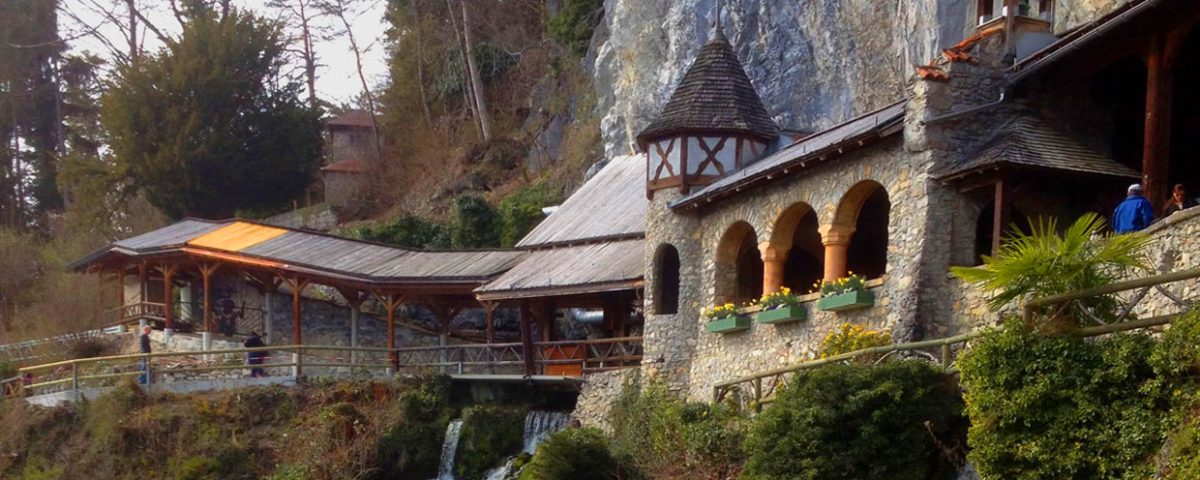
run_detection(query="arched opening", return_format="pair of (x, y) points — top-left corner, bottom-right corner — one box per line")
(654, 244), (680, 315)
(768, 203), (824, 294)
(832, 181), (891, 280)
(715, 222), (763, 305)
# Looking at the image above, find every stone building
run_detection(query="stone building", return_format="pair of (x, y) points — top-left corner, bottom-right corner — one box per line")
(321, 110), (378, 209)
(634, 0), (1200, 399)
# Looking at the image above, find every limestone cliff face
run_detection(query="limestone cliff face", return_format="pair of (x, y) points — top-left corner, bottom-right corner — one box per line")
(1054, 0), (1133, 34)
(591, 0), (968, 158)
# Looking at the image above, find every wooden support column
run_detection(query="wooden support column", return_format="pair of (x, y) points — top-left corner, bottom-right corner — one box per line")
(518, 302), (536, 377)
(374, 291), (404, 372)
(138, 262), (147, 303)
(482, 302), (498, 344)
(759, 244), (787, 295)
(992, 176), (1012, 255)
(198, 263), (220, 333)
(818, 224), (855, 281)
(159, 264), (179, 333)
(96, 268), (105, 325)
(282, 277), (309, 378)
(1144, 32), (1177, 212)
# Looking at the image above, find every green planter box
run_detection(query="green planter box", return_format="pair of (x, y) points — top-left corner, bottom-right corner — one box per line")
(706, 315), (751, 333)
(755, 305), (807, 324)
(817, 290), (875, 312)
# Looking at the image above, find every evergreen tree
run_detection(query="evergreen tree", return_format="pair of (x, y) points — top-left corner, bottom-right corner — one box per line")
(101, 7), (323, 219)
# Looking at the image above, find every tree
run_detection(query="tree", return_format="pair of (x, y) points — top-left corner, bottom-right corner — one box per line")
(101, 8), (323, 219)
(951, 213), (1153, 326)
(450, 194), (500, 248)
(268, 0), (329, 109)
(319, 0), (383, 159)
(459, 0), (492, 141)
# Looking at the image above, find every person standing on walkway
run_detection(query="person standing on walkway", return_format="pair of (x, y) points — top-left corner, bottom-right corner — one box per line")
(1113, 183), (1154, 233)
(244, 332), (266, 378)
(138, 326), (152, 384)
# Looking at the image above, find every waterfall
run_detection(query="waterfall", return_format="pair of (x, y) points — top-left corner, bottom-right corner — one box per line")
(522, 410), (571, 453)
(482, 411), (572, 480)
(435, 419), (464, 480)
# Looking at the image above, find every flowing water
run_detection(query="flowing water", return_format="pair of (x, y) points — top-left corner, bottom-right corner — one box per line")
(434, 419), (464, 480)
(481, 411), (572, 480)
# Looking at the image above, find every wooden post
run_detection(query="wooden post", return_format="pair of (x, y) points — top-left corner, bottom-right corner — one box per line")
(159, 264), (178, 333)
(96, 269), (105, 326)
(1143, 32), (1176, 213)
(519, 302), (535, 377)
(138, 262), (147, 304)
(198, 263), (220, 333)
(992, 177), (1011, 255)
(116, 268), (126, 309)
(374, 291), (404, 374)
(483, 302), (497, 344)
(284, 277), (309, 377)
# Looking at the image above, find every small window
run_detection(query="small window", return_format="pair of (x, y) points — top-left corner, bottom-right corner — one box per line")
(654, 245), (681, 315)
(978, 0), (995, 24)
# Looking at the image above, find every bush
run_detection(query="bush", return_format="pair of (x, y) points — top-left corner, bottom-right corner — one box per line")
(451, 194), (501, 248)
(373, 376), (454, 480)
(547, 0), (604, 56)
(498, 180), (560, 246)
(174, 455), (221, 480)
(456, 405), (527, 479)
(345, 214), (450, 249)
(521, 427), (619, 480)
(818, 323), (892, 360)
(0, 362), (14, 380)
(958, 320), (1171, 480)
(742, 361), (965, 480)
(609, 382), (745, 478)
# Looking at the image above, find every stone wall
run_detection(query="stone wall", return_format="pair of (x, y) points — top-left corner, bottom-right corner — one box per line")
(642, 188), (704, 394)
(573, 368), (639, 433)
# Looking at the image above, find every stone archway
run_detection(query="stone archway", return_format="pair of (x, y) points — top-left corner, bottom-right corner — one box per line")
(825, 180), (891, 280)
(715, 222), (763, 305)
(764, 203), (824, 295)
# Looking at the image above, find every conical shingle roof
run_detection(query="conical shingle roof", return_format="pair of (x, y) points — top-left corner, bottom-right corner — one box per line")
(637, 29), (779, 144)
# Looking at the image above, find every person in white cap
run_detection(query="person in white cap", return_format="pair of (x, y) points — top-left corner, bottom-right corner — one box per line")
(1112, 183), (1154, 233)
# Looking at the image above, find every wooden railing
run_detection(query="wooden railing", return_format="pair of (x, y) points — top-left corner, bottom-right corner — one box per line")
(713, 267), (1200, 407)
(113, 301), (167, 324)
(4, 336), (644, 401)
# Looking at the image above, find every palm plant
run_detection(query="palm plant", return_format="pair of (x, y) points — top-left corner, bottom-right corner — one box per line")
(951, 213), (1153, 326)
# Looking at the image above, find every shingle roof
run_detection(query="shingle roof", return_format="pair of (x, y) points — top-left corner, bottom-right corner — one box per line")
(70, 219), (526, 285)
(475, 239), (644, 300)
(636, 29), (779, 143)
(515, 154), (646, 248)
(671, 100), (906, 209)
(327, 110), (374, 129)
(932, 114), (1142, 181)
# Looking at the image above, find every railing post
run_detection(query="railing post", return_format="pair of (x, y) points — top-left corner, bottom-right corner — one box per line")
(145, 354), (153, 395)
(941, 344), (952, 371)
(294, 346), (303, 381)
(71, 362), (79, 402)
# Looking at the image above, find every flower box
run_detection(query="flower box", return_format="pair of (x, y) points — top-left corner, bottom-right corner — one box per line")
(705, 315), (751, 333)
(817, 290), (875, 312)
(754, 305), (807, 324)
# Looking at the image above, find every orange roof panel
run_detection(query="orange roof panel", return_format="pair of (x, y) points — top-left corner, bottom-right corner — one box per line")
(186, 221), (288, 252)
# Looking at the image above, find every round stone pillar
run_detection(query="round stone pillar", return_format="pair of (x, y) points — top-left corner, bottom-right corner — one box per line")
(759, 243), (787, 295)
(818, 224), (855, 281)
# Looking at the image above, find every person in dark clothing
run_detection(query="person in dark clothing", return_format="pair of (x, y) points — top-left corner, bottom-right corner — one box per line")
(138, 326), (152, 384)
(1163, 184), (1198, 217)
(244, 332), (266, 377)
(1112, 184), (1154, 233)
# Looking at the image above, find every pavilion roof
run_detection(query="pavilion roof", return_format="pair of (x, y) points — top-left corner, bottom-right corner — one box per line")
(516, 154), (645, 248)
(69, 219), (526, 290)
(475, 239), (645, 301)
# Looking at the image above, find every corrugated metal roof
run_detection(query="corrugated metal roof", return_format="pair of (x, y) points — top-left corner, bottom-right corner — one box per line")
(516, 154), (646, 248)
(475, 239), (645, 299)
(71, 219), (525, 284)
(671, 101), (906, 209)
(932, 114), (1142, 181)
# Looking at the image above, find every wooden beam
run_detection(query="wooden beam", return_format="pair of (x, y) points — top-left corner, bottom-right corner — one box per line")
(138, 262), (148, 303)
(283, 277), (309, 350)
(992, 176), (1012, 255)
(482, 301), (497, 344)
(373, 290), (405, 371)
(158, 263), (179, 331)
(519, 302), (535, 377)
(198, 263), (220, 333)
(1143, 32), (1175, 213)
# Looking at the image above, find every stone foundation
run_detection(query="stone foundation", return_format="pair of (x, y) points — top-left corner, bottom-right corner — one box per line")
(573, 368), (639, 432)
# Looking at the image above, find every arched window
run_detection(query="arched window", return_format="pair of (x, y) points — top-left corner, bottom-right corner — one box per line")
(654, 245), (680, 314)
(767, 203), (824, 294)
(831, 181), (890, 280)
(716, 222), (762, 305)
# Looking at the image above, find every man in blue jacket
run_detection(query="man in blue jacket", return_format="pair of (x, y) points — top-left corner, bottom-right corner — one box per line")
(1113, 184), (1154, 233)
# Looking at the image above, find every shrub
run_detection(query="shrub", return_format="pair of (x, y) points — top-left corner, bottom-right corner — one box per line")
(373, 376), (454, 480)
(498, 180), (560, 247)
(521, 427), (619, 480)
(958, 320), (1170, 480)
(174, 455), (221, 480)
(456, 405), (527, 479)
(450, 194), (501, 248)
(609, 382), (745, 478)
(345, 215), (450, 249)
(547, 0), (604, 56)
(818, 323), (892, 360)
(0, 361), (14, 380)
(742, 361), (965, 480)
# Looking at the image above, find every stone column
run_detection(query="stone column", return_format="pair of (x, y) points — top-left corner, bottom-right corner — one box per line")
(759, 244), (787, 295)
(819, 224), (855, 281)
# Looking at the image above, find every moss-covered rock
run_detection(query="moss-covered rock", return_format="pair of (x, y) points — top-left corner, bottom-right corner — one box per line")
(456, 405), (528, 479)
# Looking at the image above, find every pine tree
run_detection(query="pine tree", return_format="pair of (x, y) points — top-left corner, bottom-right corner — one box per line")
(101, 7), (324, 219)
